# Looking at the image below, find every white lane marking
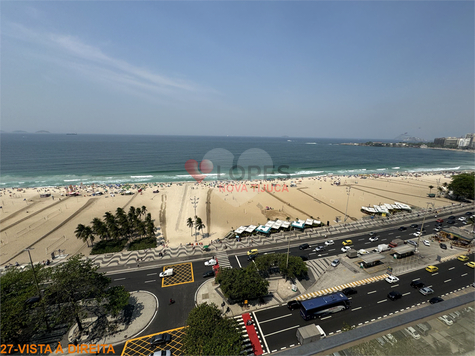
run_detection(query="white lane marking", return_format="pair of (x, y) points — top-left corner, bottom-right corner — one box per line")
(444, 279), (451, 283)
(388, 232), (394, 235)
(264, 325), (300, 337)
(381, 238), (387, 241)
(449, 267), (455, 270)
(321, 316), (332, 320)
(235, 255), (242, 268)
(391, 284), (399, 288)
(144, 280), (156, 283)
(412, 278), (420, 281)
(309, 253), (316, 255)
(252, 311), (269, 354)
(352, 307), (362, 311)
(461, 273), (468, 277)
(377, 300), (387, 304)
(147, 273), (157, 276)
(432, 273), (439, 276)
(367, 290), (377, 294)
(114, 278), (125, 281)
(259, 314), (292, 324)
(396, 235), (401, 238)
(358, 238), (364, 241)
(329, 249), (335, 251)
(365, 242), (370, 244)
(402, 292), (411, 296)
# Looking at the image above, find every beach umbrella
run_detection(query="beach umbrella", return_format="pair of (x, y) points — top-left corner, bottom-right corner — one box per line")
(203, 245), (209, 249)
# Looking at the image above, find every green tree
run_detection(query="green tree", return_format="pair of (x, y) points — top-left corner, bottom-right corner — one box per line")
(187, 217), (194, 236)
(45, 255), (129, 332)
(216, 264), (269, 301)
(195, 217), (206, 238)
(91, 217), (108, 241)
(182, 303), (242, 356)
(428, 185), (434, 194)
(448, 172), (475, 200)
(254, 253), (307, 280)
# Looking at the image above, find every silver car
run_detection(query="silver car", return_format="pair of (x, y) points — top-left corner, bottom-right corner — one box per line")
(331, 259), (340, 267)
(419, 287), (434, 296)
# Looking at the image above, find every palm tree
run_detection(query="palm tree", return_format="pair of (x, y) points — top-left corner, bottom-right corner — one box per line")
(186, 217), (194, 236)
(115, 207), (129, 237)
(75, 224), (86, 240)
(428, 185), (434, 194)
(437, 186), (444, 197)
(85, 227), (95, 246)
(91, 218), (108, 240)
(74, 224), (91, 246)
(141, 206), (147, 218)
(195, 217), (206, 239)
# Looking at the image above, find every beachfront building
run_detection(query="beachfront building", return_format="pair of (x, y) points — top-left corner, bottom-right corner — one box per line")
(438, 226), (474, 247)
(391, 245), (416, 259)
(361, 202), (411, 216)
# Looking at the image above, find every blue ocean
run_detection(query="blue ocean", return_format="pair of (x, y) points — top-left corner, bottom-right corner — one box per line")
(1, 133), (473, 188)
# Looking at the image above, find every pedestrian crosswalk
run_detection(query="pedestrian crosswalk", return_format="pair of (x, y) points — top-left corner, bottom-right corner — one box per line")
(234, 313), (267, 355)
(215, 250), (232, 269)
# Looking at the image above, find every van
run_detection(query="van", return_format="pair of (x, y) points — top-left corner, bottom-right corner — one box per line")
(416, 323), (430, 336)
(405, 327), (421, 340)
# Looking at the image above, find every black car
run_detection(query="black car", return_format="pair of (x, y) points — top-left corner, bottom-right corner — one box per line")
(398, 226), (407, 231)
(465, 211), (473, 216)
(299, 255), (308, 261)
(429, 297), (444, 304)
(387, 291), (402, 301)
(448, 216), (456, 220)
(287, 300), (301, 310)
(299, 243), (310, 250)
(440, 243), (447, 250)
(248, 254), (258, 261)
(410, 224), (418, 228)
(447, 220), (455, 224)
(203, 270), (215, 278)
(342, 287), (357, 296)
(410, 280), (425, 289)
(150, 333), (172, 346)
(417, 227), (426, 232)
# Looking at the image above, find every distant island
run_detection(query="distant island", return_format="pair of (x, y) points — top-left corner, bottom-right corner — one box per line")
(36, 130), (51, 134)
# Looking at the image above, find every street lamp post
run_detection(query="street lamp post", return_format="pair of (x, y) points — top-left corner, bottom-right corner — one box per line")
(416, 215), (426, 253)
(190, 197), (199, 242)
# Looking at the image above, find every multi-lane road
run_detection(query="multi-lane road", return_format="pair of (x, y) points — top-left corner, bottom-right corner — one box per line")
(107, 210), (474, 353)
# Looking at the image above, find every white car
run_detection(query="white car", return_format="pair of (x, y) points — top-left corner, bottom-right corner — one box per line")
(405, 327), (421, 340)
(385, 275), (399, 284)
(369, 236), (379, 242)
(204, 259), (217, 266)
(324, 240), (334, 246)
(458, 217), (466, 221)
(358, 249), (369, 255)
(413, 232), (422, 237)
(341, 246), (351, 253)
(385, 333), (397, 345)
(434, 227), (441, 232)
(423, 240), (430, 246)
(159, 268), (174, 278)
(438, 315), (453, 326)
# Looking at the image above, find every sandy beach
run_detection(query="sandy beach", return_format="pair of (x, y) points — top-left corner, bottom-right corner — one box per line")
(0, 172), (463, 265)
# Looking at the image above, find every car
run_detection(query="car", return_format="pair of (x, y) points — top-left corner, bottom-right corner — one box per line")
(204, 259), (217, 266)
(385, 275), (399, 284)
(429, 297), (444, 304)
(149, 351), (171, 356)
(150, 333), (172, 346)
(426, 265), (438, 273)
(413, 232), (422, 237)
(341, 246), (351, 253)
(385, 333), (397, 345)
(324, 240), (334, 246)
(439, 243), (447, 250)
(465, 211), (473, 216)
(419, 287), (434, 296)
(448, 216), (456, 220)
(458, 255), (469, 262)
(417, 227), (426, 232)
(299, 243), (310, 250)
(407, 239), (418, 246)
(423, 240), (430, 246)
(342, 240), (352, 246)
(410, 280), (425, 289)
(331, 259), (340, 267)
(405, 326), (421, 340)
(159, 268), (174, 278)
(458, 216), (466, 221)
(447, 220), (455, 224)
(398, 226), (407, 231)
(203, 270), (215, 278)
(314, 246), (325, 252)
(248, 254), (258, 261)
(287, 300), (301, 310)
(387, 291), (402, 301)
(358, 249), (369, 255)
(438, 315), (453, 326)
(369, 236), (379, 242)
(247, 249), (258, 256)
(369, 232), (376, 237)
(410, 224), (418, 228)
(299, 255), (308, 261)
(434, 227), (441, 232)
(342, 287), (357, 296)
(466, 261), (475, 268)
(436, 219), (444, 223)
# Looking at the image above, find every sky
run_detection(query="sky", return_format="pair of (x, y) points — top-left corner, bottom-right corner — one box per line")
(1, 1), (474, 140)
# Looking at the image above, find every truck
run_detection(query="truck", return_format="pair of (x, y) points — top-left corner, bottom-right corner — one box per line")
(159, 268), (174, 278)
(346, 249), (358, 258)
(389, 239), (404, 248)
(374, 244), (390, 253)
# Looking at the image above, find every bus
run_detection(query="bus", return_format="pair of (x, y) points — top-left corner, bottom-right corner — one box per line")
(300, 292), (350, 320)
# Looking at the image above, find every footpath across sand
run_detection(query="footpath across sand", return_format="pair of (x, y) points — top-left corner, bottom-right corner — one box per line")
(0, 172), (463, 265)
